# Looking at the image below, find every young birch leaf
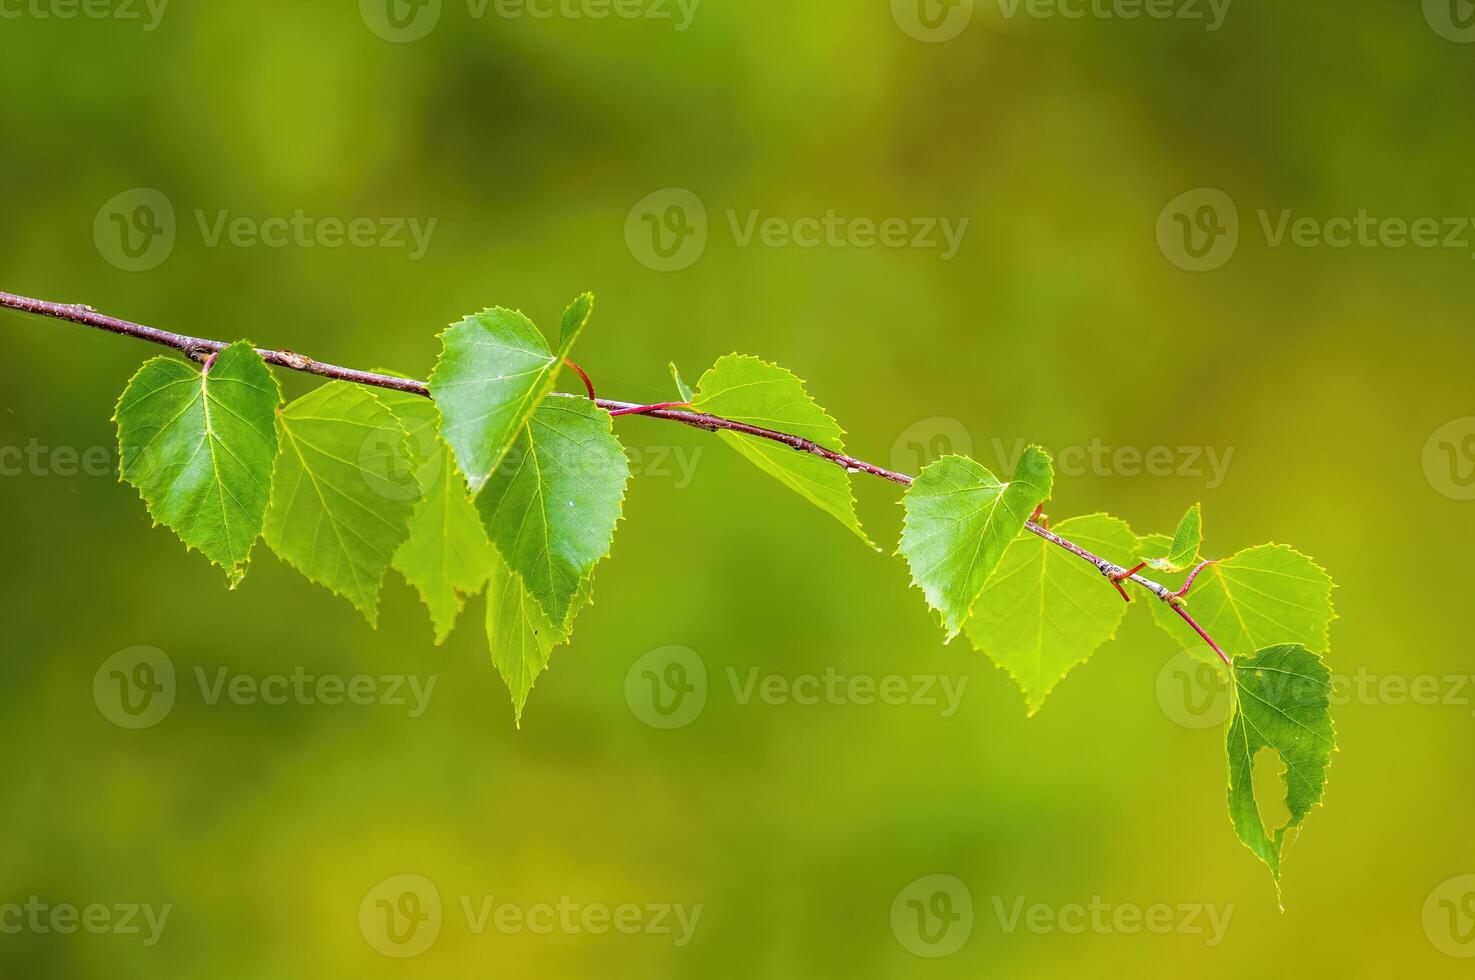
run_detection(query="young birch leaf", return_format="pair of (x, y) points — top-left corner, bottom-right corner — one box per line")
(377, 386), (496, 644)
(1226, 643), (1336, 902)
(475, 396), (629, 628)
(486, 552), (595, 727)
(688, 354), (873, 547)
(899, 448), (1054, 641)
(429, 294), (593, 492)
(1145, 502), (1203, 572)
(1148, 543), (1336, 662)
(114, 342), (279, 587)
(669, 362), (694, 402)
(263, 383), (419, 626)
(965, 514), (1137, 714)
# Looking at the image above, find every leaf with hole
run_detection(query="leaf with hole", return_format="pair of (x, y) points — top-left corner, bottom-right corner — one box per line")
(1226, 643), (1336, 901)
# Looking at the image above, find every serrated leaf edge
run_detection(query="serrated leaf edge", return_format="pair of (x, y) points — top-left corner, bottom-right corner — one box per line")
(112, 344), (282, 590)
(692, 352), (875, 549)
(264, 385), (420, 628)
(970, 513), (1139, 717)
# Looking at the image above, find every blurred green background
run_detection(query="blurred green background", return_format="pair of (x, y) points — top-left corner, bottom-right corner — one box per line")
(2, 1), (1473, 976)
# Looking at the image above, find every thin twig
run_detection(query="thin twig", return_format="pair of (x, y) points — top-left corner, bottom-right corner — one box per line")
(0, 288), (1223, 659)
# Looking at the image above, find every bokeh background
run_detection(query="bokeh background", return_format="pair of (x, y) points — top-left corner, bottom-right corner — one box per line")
(2, 1), (1473, 976)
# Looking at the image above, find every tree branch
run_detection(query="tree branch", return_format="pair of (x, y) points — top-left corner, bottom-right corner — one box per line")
(0, 288), (1226, 663)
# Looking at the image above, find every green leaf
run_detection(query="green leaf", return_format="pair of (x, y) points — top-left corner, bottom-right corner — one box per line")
(1148, 543), (1336, 662)
(1226, 643), (1336, 900)
(688, 354), (873, 547)
(486, 552), (595, 727)
(475, 396), (629, 628)
(1144, 502), (1203, 572)
(899, 448), (1054, 641)
(669, 361), (694, 402)
(965, 514), (1138, 714)
(114, 342), (280, 586)
(377, 387), (497, 644)
(263, 383), (419, 625)
(429, 294), (593, 491)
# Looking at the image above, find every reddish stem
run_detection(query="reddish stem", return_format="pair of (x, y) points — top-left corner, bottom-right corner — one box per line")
(1170, 560), (1216, 600)
(1171, 603), (1233, 666)
(608, 401), (691, 417)
(1111, 562), (1147, 583)
(564, 358), (596, 400)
